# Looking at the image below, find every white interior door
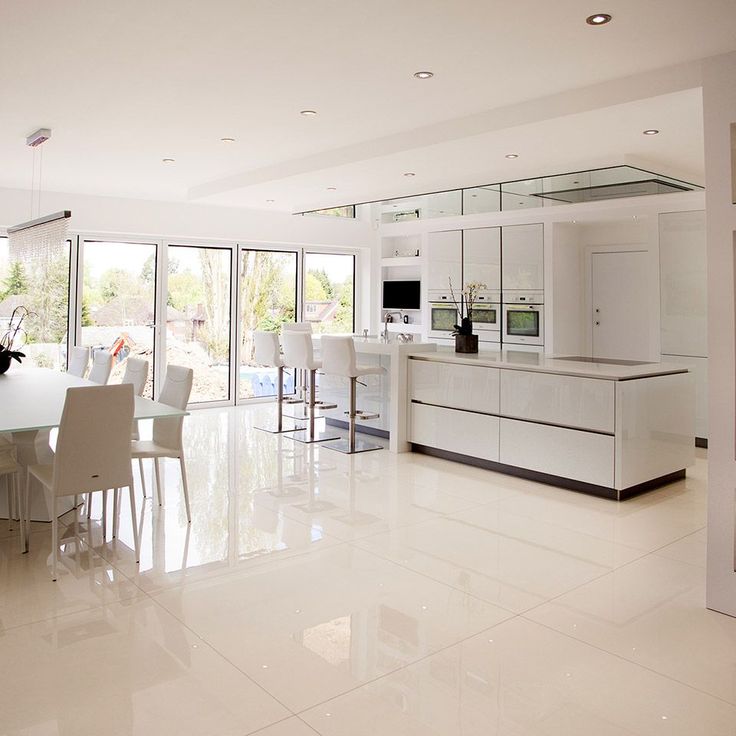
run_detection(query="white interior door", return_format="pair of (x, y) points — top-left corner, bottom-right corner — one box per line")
(592, 250), (650, 360)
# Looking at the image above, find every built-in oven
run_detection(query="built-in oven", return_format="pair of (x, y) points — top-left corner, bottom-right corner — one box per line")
(428, 292), (458, 339)
(469, 293), (501, 343)
(502, 292), (544, 346)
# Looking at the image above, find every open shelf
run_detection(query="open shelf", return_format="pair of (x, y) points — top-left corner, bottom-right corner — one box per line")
(380, 256), (421, 268)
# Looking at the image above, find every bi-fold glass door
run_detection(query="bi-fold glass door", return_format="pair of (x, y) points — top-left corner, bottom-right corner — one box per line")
(237, 248), (298, 401)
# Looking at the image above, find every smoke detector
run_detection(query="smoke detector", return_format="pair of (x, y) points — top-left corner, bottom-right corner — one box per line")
(26, 128), (51, 147)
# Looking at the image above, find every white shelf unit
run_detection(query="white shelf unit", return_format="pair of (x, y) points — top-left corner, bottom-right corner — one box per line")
(379, 234), (425, 332)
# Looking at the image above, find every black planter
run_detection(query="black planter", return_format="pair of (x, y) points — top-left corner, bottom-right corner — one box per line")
(454, 334), (479, 353)
(0, 353), (11, 375)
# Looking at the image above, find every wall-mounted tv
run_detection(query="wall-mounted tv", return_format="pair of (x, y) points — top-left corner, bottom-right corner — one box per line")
(382, 280), (421, 310)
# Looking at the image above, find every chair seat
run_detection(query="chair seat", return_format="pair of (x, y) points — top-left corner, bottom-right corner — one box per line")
(131, 440), (180, 459)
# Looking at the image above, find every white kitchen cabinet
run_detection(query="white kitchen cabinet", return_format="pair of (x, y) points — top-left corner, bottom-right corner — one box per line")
(410, 359), (500, 415)
(502, 223), (544, 291)
(427, 229), (462, 294)
(659, 210), (707, 358)
(410, 403), (500, 462)
(660, 354), (708, 439)
(463, 227), (501, 291)
(500, 369), (614, 433)
(499, 418), (615, 488)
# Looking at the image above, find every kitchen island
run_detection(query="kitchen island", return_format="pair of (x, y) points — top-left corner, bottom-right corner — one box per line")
(315, 336), (437, 453)
(406, 349), (695, 499)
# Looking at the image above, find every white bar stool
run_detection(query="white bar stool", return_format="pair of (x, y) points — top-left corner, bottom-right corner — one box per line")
(320, 336), (385, 454)
(281, 322), (313, 417)
(253, 331), (303, 434)
(281, 330), (339, 444)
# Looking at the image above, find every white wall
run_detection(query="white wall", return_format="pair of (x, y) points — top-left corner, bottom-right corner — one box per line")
(704, 52), (736, 618)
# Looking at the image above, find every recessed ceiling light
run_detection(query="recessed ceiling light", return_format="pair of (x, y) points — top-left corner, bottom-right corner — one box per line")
(505, 153), (519, 159)
(413, 71), (434, 79)
(220, 137), (236, 143)
(300, 109), (318, 116)
(586, 13), (612, 25)
(643, 129), (660, 135)
(403, 172), (416, 177)
(162, 158), (175, 164)
(266, 199), (275, 203)
(326, 186), (337, 191)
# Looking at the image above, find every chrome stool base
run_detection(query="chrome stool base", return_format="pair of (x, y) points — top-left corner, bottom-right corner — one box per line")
(288, 429), (341, 445)
(323, 438), (383, 454)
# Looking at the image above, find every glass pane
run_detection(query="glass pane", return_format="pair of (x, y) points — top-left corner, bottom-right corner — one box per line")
(501, 178), (548, 210)
(432, 307), (457, 331)
(239, 249), (297, 400)
(167, 245), (232, 404)
(507, 310), (539, 336)
(463, 186), (501, 215)
(469, 307), (497, 324)
(0, 235), (70, 370)
(304, 253), (354, 334)
(81, 240), (157, 397)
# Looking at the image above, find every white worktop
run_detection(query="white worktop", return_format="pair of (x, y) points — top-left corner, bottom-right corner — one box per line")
(313, 335), (437, 357)
(409, 347), (688, 381)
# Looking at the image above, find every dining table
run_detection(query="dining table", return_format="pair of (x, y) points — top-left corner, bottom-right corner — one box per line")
(0, 366), (187, 521)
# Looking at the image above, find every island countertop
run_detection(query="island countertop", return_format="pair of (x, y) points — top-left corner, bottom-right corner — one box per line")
(313, 335), (437, 357)
(408, 347), (688, 381)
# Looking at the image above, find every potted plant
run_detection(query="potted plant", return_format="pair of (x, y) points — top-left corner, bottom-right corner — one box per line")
(0, 306), (29, 375)
(448, 279), (487, 353)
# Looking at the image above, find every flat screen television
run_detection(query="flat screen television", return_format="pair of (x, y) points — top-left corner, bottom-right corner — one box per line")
(382, 280), (421, 310)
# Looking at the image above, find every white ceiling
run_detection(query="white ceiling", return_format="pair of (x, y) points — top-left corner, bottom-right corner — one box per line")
(0, 0), (732, 212)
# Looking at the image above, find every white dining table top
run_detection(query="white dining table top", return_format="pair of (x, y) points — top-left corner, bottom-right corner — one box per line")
(0, 366), (187, 434)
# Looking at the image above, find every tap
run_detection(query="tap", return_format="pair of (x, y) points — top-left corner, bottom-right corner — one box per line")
(383, 311), (403, 340)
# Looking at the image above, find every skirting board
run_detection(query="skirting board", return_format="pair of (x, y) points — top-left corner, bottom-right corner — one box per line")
(325, 418), (390, 439)
(411, 444), (686, 501)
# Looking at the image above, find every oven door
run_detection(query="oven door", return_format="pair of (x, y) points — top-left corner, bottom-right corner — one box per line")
(428, 302), (458, 338)
(502, 304), (544, 345)
(469, 303), (500, 340)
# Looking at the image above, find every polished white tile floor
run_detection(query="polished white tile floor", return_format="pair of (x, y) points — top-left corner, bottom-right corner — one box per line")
(0, 405), (733, 735)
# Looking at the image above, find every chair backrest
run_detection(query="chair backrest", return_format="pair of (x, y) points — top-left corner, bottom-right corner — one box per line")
(67, 346), (90, 377)
(281, 330), (316, 370)
(254, 331), (282, 368)
(320, 336), (358, 377)
(53, 383), (135, 496)
(88, 350), (114, 385)
(152, 365), (193, 450)
(121, 357), (149, 396)
(282, 322), (313, 333)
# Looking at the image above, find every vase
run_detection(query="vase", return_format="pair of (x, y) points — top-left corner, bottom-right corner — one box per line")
(0, 353), (11, 375)
(454, 334), (479, 353)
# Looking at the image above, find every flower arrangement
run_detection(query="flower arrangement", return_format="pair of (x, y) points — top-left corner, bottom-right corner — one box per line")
(0, 306), (30, 373)
(448, 278), (487, 336)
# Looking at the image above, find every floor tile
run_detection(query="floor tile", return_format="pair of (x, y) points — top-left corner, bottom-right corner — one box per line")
(653, 527), (707, 567)
(248, 717), (321, 735)
(0, 598), (289, 736)
(0, 525), (143, 631)
(154, 544), (511, 712)
(355, 515), (612, 612)
(301, 617), (736, 736)
(525, 554), (736, 704)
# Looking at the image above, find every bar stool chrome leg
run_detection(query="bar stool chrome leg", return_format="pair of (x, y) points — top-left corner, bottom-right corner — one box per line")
(255, 367), (305, 434)
(289, 369), (340, 444)
(324, 377), (383, 455)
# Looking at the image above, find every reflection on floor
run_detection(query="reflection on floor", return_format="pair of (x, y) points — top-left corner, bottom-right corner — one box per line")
(0, 405), (733, 735)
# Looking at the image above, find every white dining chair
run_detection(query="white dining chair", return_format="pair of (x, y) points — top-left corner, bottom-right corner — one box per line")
(21, 383), (139, 580)
(88, 349), (114, 384)
(67, 346), (90, 377)
(0, 437), (19, 537)
(128, 365), (193, 523)
(119, 357), (150, 501)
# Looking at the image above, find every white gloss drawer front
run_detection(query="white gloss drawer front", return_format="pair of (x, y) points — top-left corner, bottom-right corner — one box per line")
(409, 359), (500, 415)
(410, 403), (500, 462)
(499, 418), (614, 488)
(499, 370), (614, 433)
